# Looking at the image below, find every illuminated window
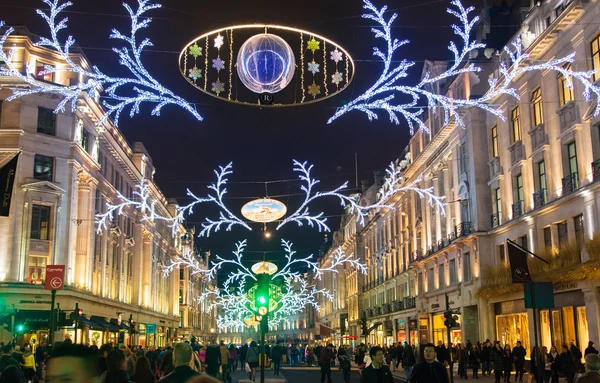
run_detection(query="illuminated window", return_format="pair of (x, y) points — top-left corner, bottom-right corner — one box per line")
(592, 34), (600, 82)
(532, 88), (544, 126)
(491, 126), (499, 157)
(31, 205), (51, 240)
(35, 61), (54, 82)
(558, 64), (575, 106)
(511, 107), (521, 142)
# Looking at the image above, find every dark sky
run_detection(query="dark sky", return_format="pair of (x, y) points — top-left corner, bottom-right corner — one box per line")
(1, 0), (481, 272)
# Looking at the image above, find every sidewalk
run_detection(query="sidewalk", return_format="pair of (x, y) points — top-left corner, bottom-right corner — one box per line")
(390, 368), (532, 382)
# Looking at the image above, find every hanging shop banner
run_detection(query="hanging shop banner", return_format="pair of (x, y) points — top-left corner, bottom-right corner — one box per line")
(507, 241), (532, 283)
(0, 153), (19, 217)
(146, 323), (156, 334)
(241, 198), (287, 223)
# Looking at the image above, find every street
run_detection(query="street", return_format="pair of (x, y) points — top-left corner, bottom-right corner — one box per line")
(229, 366), (405, 383)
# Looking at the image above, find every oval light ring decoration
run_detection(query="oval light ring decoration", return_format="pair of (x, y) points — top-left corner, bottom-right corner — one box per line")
(241, 198), (288, 223)
(179, 25), (355, 107)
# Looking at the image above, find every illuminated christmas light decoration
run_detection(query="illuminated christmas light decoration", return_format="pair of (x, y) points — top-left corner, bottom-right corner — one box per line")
(162, 239), (366, 329)
(0, 0), (202, 127)
(327, 0), (600, 130)
(96, 160), (445, 237)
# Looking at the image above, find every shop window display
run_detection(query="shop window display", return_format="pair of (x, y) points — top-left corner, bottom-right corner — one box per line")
(496, 313), (530, 352)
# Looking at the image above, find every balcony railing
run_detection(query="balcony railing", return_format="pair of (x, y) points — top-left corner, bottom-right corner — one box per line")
(529, 123), (548, 152)
(509, 140), (525, 166)
(512, 200), (524, 219)
(592, 160), (600, 183)
(533, 189), (548, 209)
(454, 221), (472, 237)
(562, 172), (579, 195)
(558, 101), (580, 133)
(491, 212), (502, 228)
(364, 297), (417, 318)
(411, 249), (422, 263)
(488, 157), (502, 179)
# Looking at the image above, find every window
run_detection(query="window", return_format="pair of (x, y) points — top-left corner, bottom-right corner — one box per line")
(574, 214), (584, 249)
(0, 100), (3, 127)
(511, 107), (521, 142)
(499, 244), (506, 265)
(449, 259), (457, 286)
(418, 272), (424, 294)
(558, 221), (569, 249)
(81, 128), (90, 152)
(463, 252), (472, 282)
(30, 205), (51, 240)
(543, 227), (552, 251)
(532, 88), (544, 126)
(519, 235), (528, 251)
(493, 187), (502, 223)
(35, 61), (54, 82)
(37, 107), (56, 136)
(559, 64), (575, 106)
(459, 142), (467, 175)
(491, 126), (499, 158)
(33, 154), (54, 181)
(567, 142), (578, 177)
(428, 268), (434, 292)
(592, 34), (600, 83)
(515, 174), (524, 203)
(438, 263), (445, 288)
(538, 161), (547, 191)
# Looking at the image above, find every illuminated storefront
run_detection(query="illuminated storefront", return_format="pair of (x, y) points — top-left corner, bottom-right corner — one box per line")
(432, 313), (462, 345)
(495, 299), (530, 352)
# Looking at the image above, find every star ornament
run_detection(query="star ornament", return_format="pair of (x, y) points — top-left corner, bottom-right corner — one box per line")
(188, 66), (202, 81)
(331, 71), (343, 85)
(308, 61), (320, 74)
(214, 34), (224, 50)
(212, 57), (225, 71)
(307, 83), (321, 98)
(189, 43), (202, 58)
(307, 37), (320, 53)
(330, 49), (343, 63)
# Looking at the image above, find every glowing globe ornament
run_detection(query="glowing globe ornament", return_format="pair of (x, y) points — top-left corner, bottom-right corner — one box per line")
(236, 33), (295, 94)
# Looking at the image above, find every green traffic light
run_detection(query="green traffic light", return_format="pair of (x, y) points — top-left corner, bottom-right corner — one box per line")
(257, 296), (267, 305)
(17, 324), (24, 332)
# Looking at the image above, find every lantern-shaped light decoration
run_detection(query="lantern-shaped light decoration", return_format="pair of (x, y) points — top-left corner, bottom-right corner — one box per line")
(236, 33), (295, 94)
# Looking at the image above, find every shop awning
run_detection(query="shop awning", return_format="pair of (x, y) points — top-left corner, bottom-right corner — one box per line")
(90, 316), (119, 332)
(318, 323), (334, 337)
(110, 318), (137, 333)
(16, 310), (51, 324)
(77, 316), (105, 331)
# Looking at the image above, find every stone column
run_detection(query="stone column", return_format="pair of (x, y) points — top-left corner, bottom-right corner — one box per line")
(75, 172), (93, 289)
(424, 177), (433, 245)
(583, 287), (600, 345)
(433, 173), (442, 242)
(141, 231), (153, 307)
(584, 192), (597, 241)
(442, 163), (451, 238)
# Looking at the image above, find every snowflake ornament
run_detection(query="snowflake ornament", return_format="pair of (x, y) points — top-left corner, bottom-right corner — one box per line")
(188, 66), (202, 81)
(307, 83), (321, 98)
(214, 34), (224, 49)
(212, 80), (225, 95)
(331, 71), (343, 85)
(330, 48), (343, 63)
(307, 37), (320, 53)
(189, 43), (202, 58)
(212, 57), (225, 71)
(308, 60), (320, 74)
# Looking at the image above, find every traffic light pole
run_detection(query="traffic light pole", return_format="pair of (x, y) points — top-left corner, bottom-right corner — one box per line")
(48, 289), (56, 346)
(260, 318), (266, 383)
(446, 294), (454, 383)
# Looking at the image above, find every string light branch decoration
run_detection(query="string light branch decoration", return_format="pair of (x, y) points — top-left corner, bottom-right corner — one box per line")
(0, 0), (202, 127)
(327, 0), (600, 131)
(163, 239), (366, 329)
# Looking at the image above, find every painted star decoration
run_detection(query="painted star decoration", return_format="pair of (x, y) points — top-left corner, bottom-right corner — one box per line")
(188, 66), (202, 81)
(330, 48), (343, 63)
(212, 80), (225, 95)
(189, 43), (202, 58)
(212, 57), (225, 71)
(307, 37), (320, 53)
(308, 60), (320, 74)
(331, 71), (343, 85)
(214, 34), (224, 50)
(307, 83), (321, 98)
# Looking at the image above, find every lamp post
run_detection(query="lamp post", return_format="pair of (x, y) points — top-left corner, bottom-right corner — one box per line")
(251, 261), (278, 383)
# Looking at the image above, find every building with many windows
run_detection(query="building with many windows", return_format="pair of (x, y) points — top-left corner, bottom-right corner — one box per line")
(0, 27), (213, 347)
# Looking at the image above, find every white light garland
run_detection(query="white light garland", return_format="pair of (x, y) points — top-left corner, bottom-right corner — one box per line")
(327, 0), (600, 131)
(163, 239), (366, 329)
(0, 0), (202, 127)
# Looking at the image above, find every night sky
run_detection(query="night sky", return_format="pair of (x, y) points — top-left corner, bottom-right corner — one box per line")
(1, 0), (482, 274)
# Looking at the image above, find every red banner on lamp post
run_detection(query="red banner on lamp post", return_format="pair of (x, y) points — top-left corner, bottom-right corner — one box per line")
(44, 265), (65, 290)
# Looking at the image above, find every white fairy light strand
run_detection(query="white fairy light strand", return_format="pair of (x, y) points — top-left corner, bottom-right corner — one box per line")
(0, 0), (202, 127)
(327, 0), (600, 131)
(164, 239), (365, 329)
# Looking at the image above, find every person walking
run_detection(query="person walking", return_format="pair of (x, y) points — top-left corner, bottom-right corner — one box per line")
(490, 342), (504, 383)
(159, 343), (201, 383)
(457, 343), (468, 380)
(559, 344), (577, 383)
(481, 340), (492, 376)
(318, 344), (335, 383)
(34, 341), (45, 381)
(219, 341), (229, 382)
(131, 356), (156, 383)
(228, 344), (237, 374)
(541, 346), (552, 383)
(577, 354), (600, 383)
(408, 343), (449, 383)
(361, 346), (394, 383)
(271, 342), (284, 377)
(469, 343), (481, 379)
(501, 344), (512, 383)
(403, 343), (416, 378)
(204, 341), (221, 378)
(20, 344), (36, 383)
(246, 341), (259, 382)
(512, 341), (526, 383)
(548, 346), (559, 383)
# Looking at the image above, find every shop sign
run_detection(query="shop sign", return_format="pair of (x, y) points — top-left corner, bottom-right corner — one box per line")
(146, 323), (156, 334)
(431, 303), (440, 310)
(397, 319), (406, 328)
(19, 300), (52, 305)
(408, 319), (417, 330)
(554, 283), (578, 292)
(44, 265), (65, 290)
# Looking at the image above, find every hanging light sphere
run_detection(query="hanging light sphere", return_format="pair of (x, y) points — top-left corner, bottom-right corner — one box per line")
(236, 33), (296, 94)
